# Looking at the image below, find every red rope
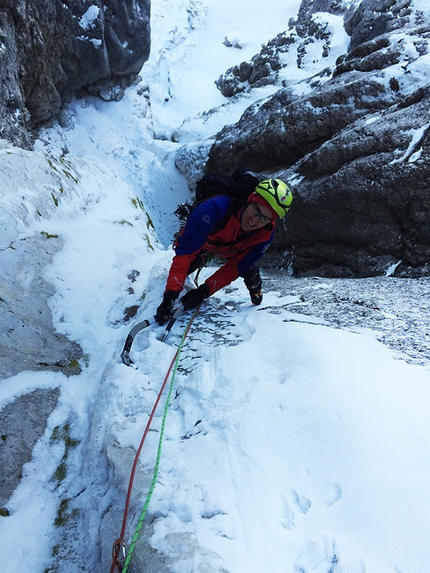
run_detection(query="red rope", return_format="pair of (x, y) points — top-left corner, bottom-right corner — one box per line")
(109, 347), (179, 573)
(109, 311), (199, 572)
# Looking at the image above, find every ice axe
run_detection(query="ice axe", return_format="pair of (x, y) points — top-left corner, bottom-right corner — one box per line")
(120, 305), (184, 366)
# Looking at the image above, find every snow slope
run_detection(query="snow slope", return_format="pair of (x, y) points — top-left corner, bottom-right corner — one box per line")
(2, 0), (430, 572)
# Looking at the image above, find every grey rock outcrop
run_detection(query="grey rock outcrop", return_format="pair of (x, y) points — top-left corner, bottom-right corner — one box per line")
(0, 0), (150, 148)
(344, 0), (416, 50)
(0, 145), (96, 380)
(215, 0), (353, 98)
(208, 0), (427, 172)
(0, 232), (83, 379)
(195, 0), (430, 277)
(0, 388), (60, 509)
(208, 74), (404, 172)
(277, 85), (430, 277)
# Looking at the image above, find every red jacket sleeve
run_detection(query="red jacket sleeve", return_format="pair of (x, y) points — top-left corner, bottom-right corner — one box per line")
(205, 259), (240, 294)
(165, 196), (232, 293)
(165, 252), (197, 292)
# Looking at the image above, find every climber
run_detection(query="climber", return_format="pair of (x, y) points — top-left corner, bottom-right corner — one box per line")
(155, 178), (293, 324)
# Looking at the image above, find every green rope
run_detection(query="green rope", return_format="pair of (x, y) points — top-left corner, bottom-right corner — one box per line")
(121, 308), (198, 572)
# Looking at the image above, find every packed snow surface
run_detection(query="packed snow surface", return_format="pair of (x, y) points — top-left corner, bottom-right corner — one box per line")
(2, 0), (430, 572)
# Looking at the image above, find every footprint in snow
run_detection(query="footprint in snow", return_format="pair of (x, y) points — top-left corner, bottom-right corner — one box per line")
(325, 482), (343, 508)
(291, 488), (312, 514)
(107, 269), (143, 327)
(281, 498), (295, 530)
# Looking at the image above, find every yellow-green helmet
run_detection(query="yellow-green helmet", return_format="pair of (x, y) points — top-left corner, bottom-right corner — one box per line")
(254, 179), (293, 218)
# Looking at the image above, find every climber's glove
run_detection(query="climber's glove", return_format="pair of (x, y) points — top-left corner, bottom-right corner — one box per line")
(155, 290), (180, 325)
(180, 283), (210, 310)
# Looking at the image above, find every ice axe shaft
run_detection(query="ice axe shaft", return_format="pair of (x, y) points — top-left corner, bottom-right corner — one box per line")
(160, 305), (184, 342)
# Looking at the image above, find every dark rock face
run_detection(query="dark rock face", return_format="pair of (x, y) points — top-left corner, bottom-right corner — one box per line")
(203, 0), (430, 277)
(207, 75), (403, 173)
(344, 0), (416, 50)
(276, 87), (430, 277)
(215, 0), (348, 98)
(0, 0), (150, 147)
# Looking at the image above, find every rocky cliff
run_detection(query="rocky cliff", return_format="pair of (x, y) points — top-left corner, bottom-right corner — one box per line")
(179, 0), (430, 278)
(0, 2), (151, 487)
(0, 0), (150, 148)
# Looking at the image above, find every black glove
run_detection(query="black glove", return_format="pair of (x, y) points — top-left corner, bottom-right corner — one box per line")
(155, 291), (179, 325)
(243, 265), (263, 305)
(180, 283), (210, 310)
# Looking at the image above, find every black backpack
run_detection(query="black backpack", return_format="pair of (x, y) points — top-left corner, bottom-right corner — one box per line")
(175, 167), (264, 233)
(195, 167), (263, 202)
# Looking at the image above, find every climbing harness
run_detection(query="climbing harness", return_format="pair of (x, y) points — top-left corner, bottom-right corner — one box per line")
(110, 305), (201, 572)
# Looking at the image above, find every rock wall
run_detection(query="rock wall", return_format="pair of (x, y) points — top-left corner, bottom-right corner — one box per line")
(0, 0), (151, 512)
(0, 0), (150, 148)
(195, 0), (430, 277)
(280, 85), (430, 277)
(0, 388), (60, 510)
(0, 231), (84, 379)
(0, 145), (90, 380)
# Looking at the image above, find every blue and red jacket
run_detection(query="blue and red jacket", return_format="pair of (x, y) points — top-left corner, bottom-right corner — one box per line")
(165, 196), (275, 295)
